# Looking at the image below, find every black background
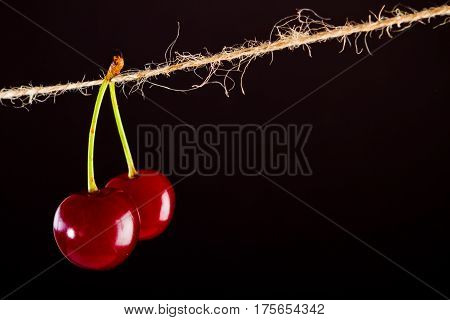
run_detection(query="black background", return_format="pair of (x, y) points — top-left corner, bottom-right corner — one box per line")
(0, 0), (449, 299)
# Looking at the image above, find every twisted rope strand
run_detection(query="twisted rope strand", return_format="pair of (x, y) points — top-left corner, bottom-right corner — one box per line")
(1, 5), (449, 105)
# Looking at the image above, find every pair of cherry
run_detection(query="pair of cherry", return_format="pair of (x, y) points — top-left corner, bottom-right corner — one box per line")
(53, 55), (175, 270)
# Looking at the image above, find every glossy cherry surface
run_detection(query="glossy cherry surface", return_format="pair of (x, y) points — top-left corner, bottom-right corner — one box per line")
(106, 170), (175, 240)
(53, 188), (140, 270)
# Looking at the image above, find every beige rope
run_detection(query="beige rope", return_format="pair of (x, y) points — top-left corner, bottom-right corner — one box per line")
(1, 5), (449, 105)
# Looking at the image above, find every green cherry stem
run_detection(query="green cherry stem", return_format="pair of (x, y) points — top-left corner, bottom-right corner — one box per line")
(109, 82), (138, 178)
(87, 79), (109, 193)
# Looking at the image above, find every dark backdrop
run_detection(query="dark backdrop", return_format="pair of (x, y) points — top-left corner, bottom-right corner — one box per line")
(0, 0), (449, 299)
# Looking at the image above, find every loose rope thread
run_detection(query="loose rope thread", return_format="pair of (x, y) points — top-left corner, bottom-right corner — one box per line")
(1, 4), (449, 106)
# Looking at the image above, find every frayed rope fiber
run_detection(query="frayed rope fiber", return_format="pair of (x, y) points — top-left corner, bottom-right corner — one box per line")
(1, 4), (449, 106)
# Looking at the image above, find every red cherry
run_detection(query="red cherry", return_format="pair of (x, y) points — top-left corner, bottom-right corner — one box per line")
(106, 170), (175, 240)
(53, 188), (140, 270)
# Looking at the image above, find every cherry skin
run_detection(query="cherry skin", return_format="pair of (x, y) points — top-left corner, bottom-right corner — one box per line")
(106, 170), (175, 240)
(53, 188), (140, 270)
